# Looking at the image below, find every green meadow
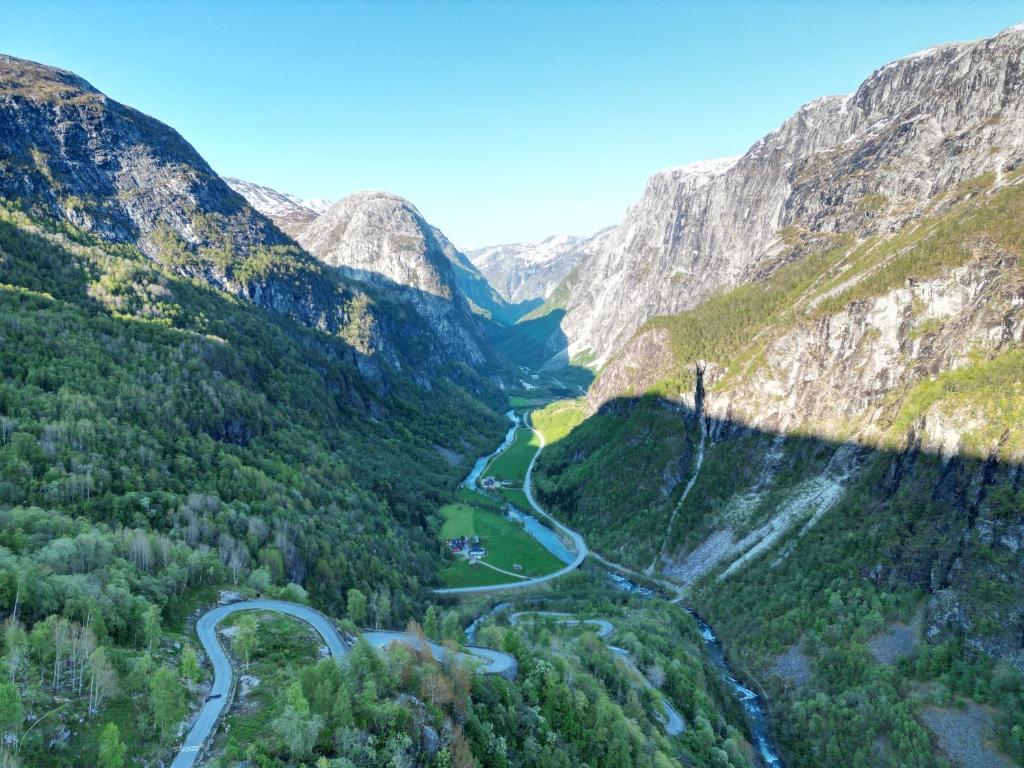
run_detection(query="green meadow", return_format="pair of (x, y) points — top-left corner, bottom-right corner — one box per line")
(438, 498), (563, 588)
(482, 427), (541, 485)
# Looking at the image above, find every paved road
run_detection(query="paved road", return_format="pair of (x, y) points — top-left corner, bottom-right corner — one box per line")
(434, 415), (588, 594)
(172, 600), (516, 767)
(171, 600), (347, 768)
(509, 611), (614, 639)
(509, 611), (684, 735)
(362, 631), (517, 676)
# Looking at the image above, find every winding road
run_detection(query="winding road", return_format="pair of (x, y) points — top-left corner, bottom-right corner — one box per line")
(174, 406), (778, 765)
(172, 599), (516, 768)
(434, 415), (588, 595)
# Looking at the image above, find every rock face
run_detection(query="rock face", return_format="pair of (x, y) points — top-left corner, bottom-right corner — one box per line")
(0, 54), (497, 377)
(645, 245), (1021, 440)
(224, 177), (331, 237)
(563, 25), (1024, 363)
(230, 177), (519, 325)
(0, 55), (286, 258)
(299, 191), (493, 364)
(468, 230), (611, 305)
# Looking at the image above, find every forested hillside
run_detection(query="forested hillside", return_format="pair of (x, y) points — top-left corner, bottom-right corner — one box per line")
(0, 200), (509, 763)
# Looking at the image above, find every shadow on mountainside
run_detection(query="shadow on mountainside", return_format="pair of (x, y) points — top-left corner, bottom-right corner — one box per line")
(534, 392), (1024, 671)
(533, 390), (1024, 765)
(485, 308), (595, 391)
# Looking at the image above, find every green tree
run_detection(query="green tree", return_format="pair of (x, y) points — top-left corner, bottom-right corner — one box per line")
(141, 604), (161, 654)
(97, 722), (126, 768)
(346, 589), (367, 626)
(180, 646), (201, 689)
(271, 681), (323, 758)
(441, 611), (461, 644)
(424, 606), (439, 640)
(0, 682), (22, 740)
(233, 615), (258, 668)
(149, 666), (186, 742)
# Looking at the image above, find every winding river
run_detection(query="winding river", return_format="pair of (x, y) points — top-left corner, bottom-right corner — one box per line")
(177, 407), (784, 767)
(453, 407), (786, 767)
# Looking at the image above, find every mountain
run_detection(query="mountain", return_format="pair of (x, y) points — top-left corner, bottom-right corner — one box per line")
(468, 230), (611, 305)
(532, 24), (1024, 768)
(558, 25), (1024, 365)
(223, 176), (331, 237)
(297, 190), (502, 363)
(230, 176), (526, 326)
(0, 54), (499, 378)
(0, 50), (545, 765)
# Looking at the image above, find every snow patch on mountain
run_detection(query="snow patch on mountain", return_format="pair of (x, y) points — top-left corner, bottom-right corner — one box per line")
(224, 177), (333, 237)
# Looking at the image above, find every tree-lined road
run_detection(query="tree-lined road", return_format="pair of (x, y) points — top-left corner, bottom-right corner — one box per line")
(509, 611), (685, 735)
(172, 599), (516, 768)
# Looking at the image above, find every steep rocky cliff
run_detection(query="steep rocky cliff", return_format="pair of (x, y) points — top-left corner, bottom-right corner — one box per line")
(0, 55), (286, 259)
(534, 29), (1024, 765)
(0, 54), (498, 378)
(562, 25), (1024, 364)
(224, 177), (331, 237)
(298, 191), (497, 364)
(468, 230), (611, 305)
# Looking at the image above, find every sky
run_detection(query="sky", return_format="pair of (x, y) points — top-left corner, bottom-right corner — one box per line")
(4, 1), (1023, 248)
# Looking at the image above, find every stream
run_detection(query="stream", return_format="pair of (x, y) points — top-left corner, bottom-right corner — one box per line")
(463, 410), (520, 489)
(462, 408), (786, 767)
(688, 610), (784, 767)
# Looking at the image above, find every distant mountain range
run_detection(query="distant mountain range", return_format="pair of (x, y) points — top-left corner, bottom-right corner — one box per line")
(467, 231), (611, 306)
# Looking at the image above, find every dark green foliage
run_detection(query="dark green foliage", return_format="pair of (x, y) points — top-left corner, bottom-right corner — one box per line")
(0, 208), (505, 618)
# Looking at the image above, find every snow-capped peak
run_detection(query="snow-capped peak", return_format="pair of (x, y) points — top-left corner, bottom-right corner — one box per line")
(224, 177), (334, 237)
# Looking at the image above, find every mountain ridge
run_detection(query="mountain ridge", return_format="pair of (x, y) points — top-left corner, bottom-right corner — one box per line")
(556, 23), (1024, 365)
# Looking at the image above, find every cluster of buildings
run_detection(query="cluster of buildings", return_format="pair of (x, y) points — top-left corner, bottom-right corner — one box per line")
(448, 535), (487, 561)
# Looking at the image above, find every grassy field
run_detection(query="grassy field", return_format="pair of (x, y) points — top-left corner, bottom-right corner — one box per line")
(532, 399), (586, 444)
(509, 395), (548, 408)
(482, 427), (540, 484)
(498, 487), (532, 511)
(438, 500), (564, 587)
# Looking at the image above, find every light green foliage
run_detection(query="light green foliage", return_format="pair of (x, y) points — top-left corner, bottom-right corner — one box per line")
(180, 646), (201, 687)
(346, 589), (368, 626)
(270, 681), (323, 758)
(97, 723), (126, 768)
(148, 666), (186, 742)
(233, 615), (258, 668)
(532, 399), (586, 444)
(0, 682), (21, 738)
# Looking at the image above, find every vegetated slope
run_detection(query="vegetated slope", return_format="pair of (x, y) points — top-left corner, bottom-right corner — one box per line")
(0, 54), (495, 377)
(298, 190), (516, 356)
(534, 174), (1024, 767)
(557, 24), (1024, 365)
(0, 202), (511, 765)
(0, 52), (520, 765)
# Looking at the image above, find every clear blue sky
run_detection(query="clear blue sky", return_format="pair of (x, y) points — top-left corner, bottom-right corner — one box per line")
(4, 1), (1022, 248)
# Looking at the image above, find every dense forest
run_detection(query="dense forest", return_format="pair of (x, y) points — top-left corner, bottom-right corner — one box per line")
(0, 203), (513, 764)
(209, 572), (757, 768)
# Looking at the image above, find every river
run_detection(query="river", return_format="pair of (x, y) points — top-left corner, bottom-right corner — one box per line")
(464, 407), (786, 767)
